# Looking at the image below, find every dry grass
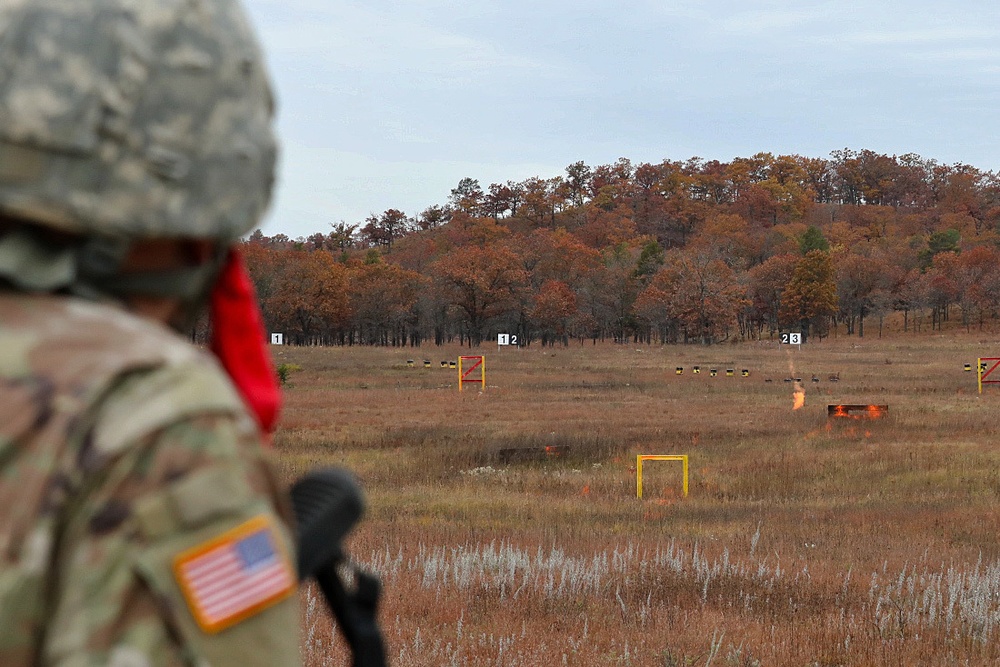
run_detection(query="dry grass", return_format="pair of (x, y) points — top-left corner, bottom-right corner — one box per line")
(273, 330), (1000, 666)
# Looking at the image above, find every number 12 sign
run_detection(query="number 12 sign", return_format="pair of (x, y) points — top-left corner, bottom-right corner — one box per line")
(498, 334), (518, 347)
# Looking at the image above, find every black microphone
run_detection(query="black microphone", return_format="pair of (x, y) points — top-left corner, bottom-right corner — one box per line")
(291, 468), (387, 667)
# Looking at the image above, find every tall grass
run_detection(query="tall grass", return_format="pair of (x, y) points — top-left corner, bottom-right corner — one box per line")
(275, 330), (1000, 665)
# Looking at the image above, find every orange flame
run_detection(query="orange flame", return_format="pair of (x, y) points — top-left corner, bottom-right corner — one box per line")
(828, 404), (888, 420)
(787, 352), (805, 410)
(866, 405), (886, 418)
(793, 382), (805, 410)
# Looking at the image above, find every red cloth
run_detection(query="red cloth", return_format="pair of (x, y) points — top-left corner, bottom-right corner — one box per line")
(209, 248), (281, 439)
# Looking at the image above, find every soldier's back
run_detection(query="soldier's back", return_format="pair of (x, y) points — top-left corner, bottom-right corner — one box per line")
(0, 291), (302, 666)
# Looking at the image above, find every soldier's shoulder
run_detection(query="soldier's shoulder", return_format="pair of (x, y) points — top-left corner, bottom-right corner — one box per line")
(0, 291), (204, 376)
(92, 351), (249, 457)
(0, 292), (249, 454)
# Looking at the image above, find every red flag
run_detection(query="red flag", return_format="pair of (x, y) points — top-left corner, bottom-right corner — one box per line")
(209, 248), (281, 439)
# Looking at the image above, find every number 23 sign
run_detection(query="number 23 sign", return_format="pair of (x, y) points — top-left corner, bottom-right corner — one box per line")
(780, 332), (802, 345)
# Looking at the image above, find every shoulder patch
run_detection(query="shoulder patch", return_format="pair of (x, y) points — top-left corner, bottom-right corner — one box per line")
(173, 515), (295, 634)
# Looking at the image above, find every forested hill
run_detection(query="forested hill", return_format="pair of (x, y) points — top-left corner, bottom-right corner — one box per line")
(242, 149), (1000, 347)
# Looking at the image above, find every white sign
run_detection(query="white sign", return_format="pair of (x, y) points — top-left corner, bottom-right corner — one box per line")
(498, 333), (518, 346)
(270, 333), (284, 345)
(780, 332), (802, 345)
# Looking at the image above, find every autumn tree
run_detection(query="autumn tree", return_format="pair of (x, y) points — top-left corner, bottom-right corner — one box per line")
(629, 162), (667, 239)
(239, 147), (1000, 347)
(732, 184), (782, 227)
(437, 211), (510, 249)
(417, 205), (450, 230)
(745, 253), (798, 337)
(649, 159), (709, 247)
(241, 241), (278, 303)
(348, 258), (423, 345)
(953, 245), (1000, 330)
(830, 149), (864, 205)
(361, 208), (410, 249)
(594, 244), (646, 343)
(798, 156), (835, 204)
(431, 243), (528, 346)
(483, 182), (523, 220)
(517, 176), (561, 227)
(688, 158), (732, 205)
(388, 233), (441, 274)
(779, 250), (838, 339)
(327, 222), (359, 252)
(264, 249), (351, 344)
(588, 158), (633, 210)
(527, 228), (600, 289)
(923, 251), (961, 329)
(689, 213), (756, 269)
(895, 267), (929, 332)
(835, 250), (898, 336)
(576, 205), (639, 249)
(633, 271), (680, 343)
(563, 161), (592, 208)
(449, 177), (484, 215)
(661, 249), (747, 344)
(530, 280), (578, 346)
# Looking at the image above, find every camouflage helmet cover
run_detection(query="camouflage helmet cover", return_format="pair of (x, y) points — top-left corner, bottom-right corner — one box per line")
(0, 0), (277, 242)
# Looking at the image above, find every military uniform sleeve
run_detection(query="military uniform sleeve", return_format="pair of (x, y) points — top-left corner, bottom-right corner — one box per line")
(40, 362), (302, 667)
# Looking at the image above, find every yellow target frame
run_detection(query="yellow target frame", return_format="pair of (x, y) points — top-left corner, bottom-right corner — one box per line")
(636, 454), (688, 499)
(458, 356), (485, 392)
(978, 357), (1000, 394)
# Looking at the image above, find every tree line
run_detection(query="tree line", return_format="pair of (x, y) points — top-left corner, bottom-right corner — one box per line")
(242, 149), (1000, 346)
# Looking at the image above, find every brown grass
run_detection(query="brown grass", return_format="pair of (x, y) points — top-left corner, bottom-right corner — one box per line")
(273, 331), (1000, 666)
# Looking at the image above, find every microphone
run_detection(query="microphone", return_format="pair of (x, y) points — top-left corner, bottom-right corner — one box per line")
(290, 468), (387, 667)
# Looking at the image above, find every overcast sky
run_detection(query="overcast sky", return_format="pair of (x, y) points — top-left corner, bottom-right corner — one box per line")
(243, 0), (1000, 239)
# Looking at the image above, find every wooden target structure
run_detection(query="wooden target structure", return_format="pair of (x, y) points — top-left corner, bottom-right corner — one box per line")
(458, 356), (485, 392)
(978, 357), (1000, 394)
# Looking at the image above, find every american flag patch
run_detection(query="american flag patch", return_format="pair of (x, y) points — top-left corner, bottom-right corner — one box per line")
(173, 515), (295, 633)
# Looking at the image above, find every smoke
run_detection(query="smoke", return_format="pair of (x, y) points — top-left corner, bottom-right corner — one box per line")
(788, 351), (805, 410)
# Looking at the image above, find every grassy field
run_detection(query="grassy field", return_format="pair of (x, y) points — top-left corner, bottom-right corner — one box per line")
(272, 330), (1000, 666)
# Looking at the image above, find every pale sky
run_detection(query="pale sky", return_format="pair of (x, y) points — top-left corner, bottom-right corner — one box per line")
(243, 0), (1000, 239)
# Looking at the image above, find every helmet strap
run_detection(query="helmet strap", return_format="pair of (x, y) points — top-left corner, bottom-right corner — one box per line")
(0, 227), (77, 291)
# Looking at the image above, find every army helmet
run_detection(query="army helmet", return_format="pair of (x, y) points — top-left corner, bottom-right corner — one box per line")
(0, 0), (277, 243)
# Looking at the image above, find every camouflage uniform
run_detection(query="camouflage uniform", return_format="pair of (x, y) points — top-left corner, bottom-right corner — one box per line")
(0, 296), (301, 665)
(0, 0), (302, 664)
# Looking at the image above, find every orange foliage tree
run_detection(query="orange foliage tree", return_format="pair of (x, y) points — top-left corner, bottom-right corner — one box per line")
(530, 280), (578, 346)
(244, 148), (1000, 346)
(431, 244), (528, 346)
(652, 249), (747, 344)
(348, 257), (425, 345)
(779, 250), (838, 339)
(265, 249), (351, 344)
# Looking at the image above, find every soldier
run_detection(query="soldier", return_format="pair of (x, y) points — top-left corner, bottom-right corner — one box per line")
(0, 0), (303, 665)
